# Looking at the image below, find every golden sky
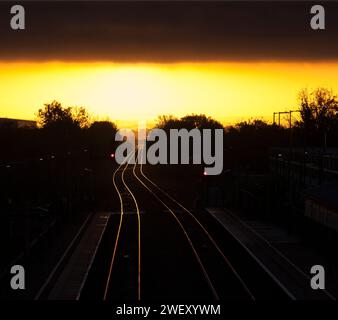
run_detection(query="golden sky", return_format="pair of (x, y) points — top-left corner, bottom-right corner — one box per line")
(1, 61), (338, 127)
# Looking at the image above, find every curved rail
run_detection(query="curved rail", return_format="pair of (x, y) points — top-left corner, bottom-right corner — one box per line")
(104, 152), (141, 300)
(138, 156), (255, 300)
(133, 149), (220, 300)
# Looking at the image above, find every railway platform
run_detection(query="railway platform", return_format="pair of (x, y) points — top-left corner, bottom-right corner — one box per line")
(206, 207), (336, 300)
(47, 212), (110, 300)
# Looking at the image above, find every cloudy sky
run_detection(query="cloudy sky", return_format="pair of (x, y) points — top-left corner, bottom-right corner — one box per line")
(1, 1), (338, 126)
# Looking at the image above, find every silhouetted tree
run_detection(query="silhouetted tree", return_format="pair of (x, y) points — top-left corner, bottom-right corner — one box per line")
(180, 114), (224, 130)
(156, 115), (180, 129)
(296, 88), (338, 148)
(37, 100), (90, 129)
(71, 106), (91, 129)
(87, 121), (118, 157)
(234, 119), (269, 132)
(155, 114), (223, 130)
(224, 119), (287, 171)
(89, 121), (117, 133)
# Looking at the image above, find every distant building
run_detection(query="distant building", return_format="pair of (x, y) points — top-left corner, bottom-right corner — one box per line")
(0, 118), (36, 129)
(270, 147), (338, 187)
(270, 148), (338, 232)
(304, 183), (338, 232)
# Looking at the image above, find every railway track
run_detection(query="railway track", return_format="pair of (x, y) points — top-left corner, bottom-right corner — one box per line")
(81, 150), (290, 300)
(132, 149), (255, 300)
(103, 152), (141, 300)
(35, 149), (334, 300)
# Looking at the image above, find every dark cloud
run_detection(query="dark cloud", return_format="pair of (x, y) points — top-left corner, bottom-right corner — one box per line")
(0, 1), (338, 62)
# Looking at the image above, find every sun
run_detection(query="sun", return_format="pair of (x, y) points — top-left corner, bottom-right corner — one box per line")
(92, 66), (172, 121)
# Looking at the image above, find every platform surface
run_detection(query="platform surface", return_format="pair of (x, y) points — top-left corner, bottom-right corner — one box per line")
(206, 207), (336, 300)
(48, 212), (110, 300)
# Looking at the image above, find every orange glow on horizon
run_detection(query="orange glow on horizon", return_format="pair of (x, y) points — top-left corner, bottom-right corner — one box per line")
(1, 61), (338, 127)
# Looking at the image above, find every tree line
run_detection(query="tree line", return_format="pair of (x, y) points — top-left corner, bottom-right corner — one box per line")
(1, 87), (337, 165)
(153, 88), (338, 172)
